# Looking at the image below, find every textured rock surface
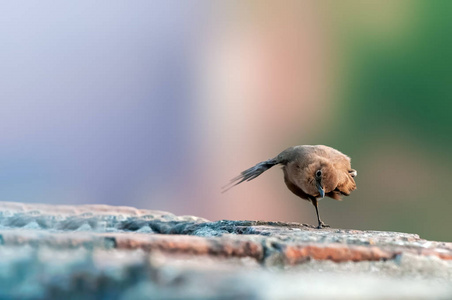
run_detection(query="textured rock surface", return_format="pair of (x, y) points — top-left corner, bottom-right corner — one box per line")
(0, 201), (451, 299)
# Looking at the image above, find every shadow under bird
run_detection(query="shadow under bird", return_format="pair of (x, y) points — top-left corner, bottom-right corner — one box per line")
(223, 145), (357, 229)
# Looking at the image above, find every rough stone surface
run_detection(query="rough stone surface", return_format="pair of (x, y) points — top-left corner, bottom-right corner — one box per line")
(0, 201), (451, 299)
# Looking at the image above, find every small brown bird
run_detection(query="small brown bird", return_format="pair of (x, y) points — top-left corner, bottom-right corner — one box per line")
(223, 145), (357, 229)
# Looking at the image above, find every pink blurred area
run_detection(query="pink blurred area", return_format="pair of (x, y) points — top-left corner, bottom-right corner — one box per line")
(194, 1), (333, 222)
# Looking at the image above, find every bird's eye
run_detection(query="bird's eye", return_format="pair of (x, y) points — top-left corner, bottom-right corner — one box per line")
(316, 170), (322, 178)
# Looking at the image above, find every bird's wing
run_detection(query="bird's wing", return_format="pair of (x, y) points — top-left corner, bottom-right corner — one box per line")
(333, 157), (357, 197)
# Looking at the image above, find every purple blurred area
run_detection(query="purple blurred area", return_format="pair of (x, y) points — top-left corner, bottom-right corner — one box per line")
(0, 1), (203, 206)
(1, 1), (451, 241)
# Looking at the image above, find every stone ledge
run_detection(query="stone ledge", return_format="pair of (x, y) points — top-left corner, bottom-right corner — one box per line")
(1, 201), (451, 264)
(0, 201), (451, 299)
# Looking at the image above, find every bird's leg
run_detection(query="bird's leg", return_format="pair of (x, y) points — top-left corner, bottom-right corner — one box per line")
(311, 198), (329, 229)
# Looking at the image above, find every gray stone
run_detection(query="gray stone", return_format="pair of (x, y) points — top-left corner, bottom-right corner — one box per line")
(0, 201), (451, 299)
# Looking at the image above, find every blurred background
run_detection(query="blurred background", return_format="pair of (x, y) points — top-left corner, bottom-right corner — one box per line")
(0, 1), (451, 241)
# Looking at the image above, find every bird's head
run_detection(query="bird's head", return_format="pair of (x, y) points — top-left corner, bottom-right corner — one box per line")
(306, 162), (339, 199)
(314, 169), (325, 198)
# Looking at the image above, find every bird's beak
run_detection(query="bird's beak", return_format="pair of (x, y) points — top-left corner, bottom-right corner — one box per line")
(316, 182), (325, 198)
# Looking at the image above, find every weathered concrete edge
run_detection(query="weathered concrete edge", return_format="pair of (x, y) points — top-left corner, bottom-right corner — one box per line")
(1, 230), (451, 264)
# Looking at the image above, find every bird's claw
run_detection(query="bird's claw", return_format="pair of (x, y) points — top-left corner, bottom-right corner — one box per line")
(316, 221), (330, 229)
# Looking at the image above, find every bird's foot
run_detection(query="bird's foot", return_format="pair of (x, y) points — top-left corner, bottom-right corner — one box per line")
(316, 221), (330, 229)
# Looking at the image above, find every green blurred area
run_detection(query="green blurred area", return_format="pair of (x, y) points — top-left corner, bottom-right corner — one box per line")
(321, 1), (452, 241)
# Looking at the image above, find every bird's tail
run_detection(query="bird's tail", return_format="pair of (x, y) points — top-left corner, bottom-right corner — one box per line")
(222, 158), (279, 193)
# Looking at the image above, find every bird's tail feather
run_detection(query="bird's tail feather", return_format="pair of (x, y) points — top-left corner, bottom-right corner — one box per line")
(222, 158), (278, 193)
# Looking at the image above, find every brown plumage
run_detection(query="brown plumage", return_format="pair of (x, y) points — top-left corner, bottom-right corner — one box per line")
(223, 145), (357, 229)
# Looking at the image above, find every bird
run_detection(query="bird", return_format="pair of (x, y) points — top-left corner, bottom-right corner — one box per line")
(223, 145), (357, 229)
